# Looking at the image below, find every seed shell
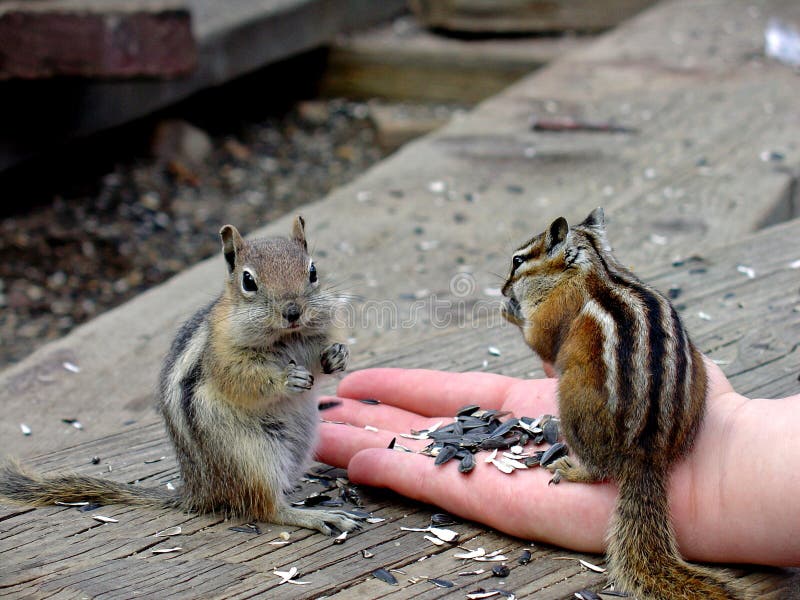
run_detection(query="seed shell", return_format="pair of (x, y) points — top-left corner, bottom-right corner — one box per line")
(492, 565), (510, 577)
(154, 526), (182, 537)
(434, 444), (459, 466)
(539, 442), (567, 467)
(428, 578), (455, 588)
(518, 549), (532, 565)
(92, 515), (118, 523)
(372, 568), (398, 585)
(575, 590), (602, 600)
(579, 559), (606, 573)
(152, 546), (182, 553)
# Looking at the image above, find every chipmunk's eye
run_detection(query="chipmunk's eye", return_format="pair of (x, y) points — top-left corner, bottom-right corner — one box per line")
(309, 262), (317, 284)
(242, 270), (258, 292)
(512, 255), (525, 271)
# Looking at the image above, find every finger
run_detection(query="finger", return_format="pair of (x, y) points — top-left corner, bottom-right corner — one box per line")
(319, 396), (444, 432)
(498, 377), (559, 418)
(315, 422), (427, 468)
(346, 447), (613, 552)
(337, 368), (520, 416)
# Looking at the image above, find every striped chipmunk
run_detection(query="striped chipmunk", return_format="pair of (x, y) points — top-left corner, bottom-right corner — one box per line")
(501, 208), (743, 600)
(0, 216), (361, 536)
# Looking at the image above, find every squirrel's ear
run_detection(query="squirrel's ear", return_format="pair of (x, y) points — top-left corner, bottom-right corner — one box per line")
(220, 224), (244, 273)
(292, 215), (307, 251)
(546, 217), (569, 252)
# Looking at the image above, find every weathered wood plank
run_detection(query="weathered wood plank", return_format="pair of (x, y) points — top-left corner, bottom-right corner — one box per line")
(0, 0), (195, 79)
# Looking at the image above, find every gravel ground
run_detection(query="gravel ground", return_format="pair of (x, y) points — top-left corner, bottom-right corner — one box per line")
(0, 97), (385, 367)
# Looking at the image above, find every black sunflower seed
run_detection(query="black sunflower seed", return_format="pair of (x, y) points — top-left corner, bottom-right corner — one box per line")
(458, 452), (475, 473)
(517, 549), (532, 565)
(543, 419), (559, 444)
(372, 568), (398, 585)
(539, 442), (567, 467)
(434, 445), (459, 466)
(359, 398), (381, 405)
(456, 404), (481, 417)
(492, 565), (510, 578)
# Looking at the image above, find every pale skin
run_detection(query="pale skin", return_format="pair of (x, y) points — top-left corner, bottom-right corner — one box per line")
(315, 359), (800, 567)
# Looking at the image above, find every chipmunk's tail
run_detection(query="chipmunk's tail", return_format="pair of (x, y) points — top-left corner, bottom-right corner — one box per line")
(607, 465), (745, 600)
(0, 459), (180, 509)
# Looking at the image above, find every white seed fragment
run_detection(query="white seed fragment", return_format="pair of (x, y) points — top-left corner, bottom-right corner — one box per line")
(20, 424), (32, 436)
(487, 346), (501, 357)
(736, 265), (755, 278)
(274, 567), (310, 585)
(510, 445), (524, 454)
(789, 259), (800, 269)
(467, 591), (501, 599)
(154, 526), (182, 537)
(269, 541), (290, 545)
(485, 449), (498, 463)
(279, 531), (291, 541)
(579, 559), (606, 572)
(144, 456), (166, 464)
(71, 421), (83, 430)
(697, 311), (712, 321)
(458, 569), (486, 575)
(56, 501), (89, 506)
(152, 547), (182, 554)
(428, 180), (446, 193)
(474, 555), (508, 562)
(454, 547), (486, 559)
(424, 534), (446, 546)
(364, 425), (379, 432)
(92, 515), (118, 523)
(366, 517), (386, 524)
(62, 361), (81, 373)
(333, 531), (348, 544)
(490, 458), (514, 474)
(166, 482), (176, 491)
(500, 457), (528, 470)
(400, 526), (431, 533)
(362, 549), (375, 558)
(429, 527), (459, 542)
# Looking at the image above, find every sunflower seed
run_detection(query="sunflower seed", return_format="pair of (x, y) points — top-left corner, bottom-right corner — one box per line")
(466, 590), (501, 599)
(492, 565), (510, 577)
(372, 568), (398, 585)
(430, 513), (458, 527)
(539, 442), (567, 467)
(387, 437), (396, 449)
(359, 398), (381, 405)
(56, 501), (89, 506)
(20, 423), (31, 436)
(518, 549), (532, 565)
(229, 524), (261, 534)
(362, 549), (375, 558)
(459, 452), (476, 473)
(575, 590), (602, 600)
(456, 404), (481, 417)
(543, 419), (560, 444)
(458, 569), (486, 575)
(366, 517), (386, 524)
(154, 526), (182, 537)
(144, 456), (165, 464)
(434, 444), (459, 466)
(152, 547), (182, 554)
(428, 578), (455, 588)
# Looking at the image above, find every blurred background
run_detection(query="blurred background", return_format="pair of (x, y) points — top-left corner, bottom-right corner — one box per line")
(0, 0), (657, 367)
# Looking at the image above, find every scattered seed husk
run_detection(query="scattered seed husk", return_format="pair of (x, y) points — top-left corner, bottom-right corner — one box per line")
(91, 456), (101, 464)
(333, 531), (348, 545)
(364, 425), (379, 432)
(474, 555), (508, 562)
(166, 482), (176, 491)
(579, 559), (606, 573)
(152, 547), (182, 554)
(20, 423), (31, 436)
(492, 565), (510, 577)
(229, 524), (261, 534)
(154, 526), (182, 537)
(359, 398), (381, 405)
(458, 569), (486, 576)
(429, 527), (459, 542)
(56, 501), (89, 507)
(62, 418), (83, 430)
(144, 456), (165, 464)
(500, 457), (528, 470)
(372, 568), (398, 585)
(400, 526), (431, 533)
(92, 515), (118, 523)
(518, 549), (532, 565)
(490, 459), (514, 474)
(466, 591), (499, 600)
(274, 567), (310, 585)
(428, 578), (455, 588)
(542, 419), (560, 444)
(575, 590), (602, 600)
(454, 547), (486, 560)
(366, 517), (386, 524)
(78, 503), (101, 512)
(424, 534), (446, 546)
(487, 346), (502, 356)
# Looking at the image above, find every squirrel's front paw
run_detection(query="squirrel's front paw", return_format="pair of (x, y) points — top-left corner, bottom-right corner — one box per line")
(286, 363), (314, 393)
(321, 343), (349, 374)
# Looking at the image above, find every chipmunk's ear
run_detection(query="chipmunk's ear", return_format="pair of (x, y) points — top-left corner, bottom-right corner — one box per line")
(292, 215), (307, 251)
(580, 207), (611, 251)
(220, 224), (244, 273)
(545, 217), (569, 252)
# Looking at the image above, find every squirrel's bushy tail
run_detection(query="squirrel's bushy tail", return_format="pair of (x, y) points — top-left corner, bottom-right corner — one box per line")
(607, 465), (744, 600)
(0, 459), (179, 509)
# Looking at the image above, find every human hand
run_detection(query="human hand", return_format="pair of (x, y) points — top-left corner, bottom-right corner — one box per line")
(316, 361), (800, 566)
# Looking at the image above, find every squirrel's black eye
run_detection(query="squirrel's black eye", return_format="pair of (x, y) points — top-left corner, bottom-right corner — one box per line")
(242, 271), (258, 292)
(309, 263), (317, 284)
(512, 256), (525, 271)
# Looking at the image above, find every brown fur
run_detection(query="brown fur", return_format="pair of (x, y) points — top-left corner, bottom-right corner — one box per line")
(502, 208), (743, 600)
(1, 217), (358, 536)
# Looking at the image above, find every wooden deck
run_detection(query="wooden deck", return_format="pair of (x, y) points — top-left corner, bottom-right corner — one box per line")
(2, 0), (800, 597)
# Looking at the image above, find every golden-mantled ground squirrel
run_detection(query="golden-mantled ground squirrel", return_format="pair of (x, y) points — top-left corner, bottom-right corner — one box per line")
(0, 216), (360, 535)
(501, 208), (742, 600)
